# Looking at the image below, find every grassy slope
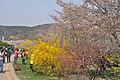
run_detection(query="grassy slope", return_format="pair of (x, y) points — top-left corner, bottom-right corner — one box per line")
(14, 58), (119, 80)
(15, 58), (59, 80)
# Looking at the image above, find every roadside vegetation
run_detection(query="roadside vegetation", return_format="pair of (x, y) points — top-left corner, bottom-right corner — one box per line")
(15, 57), (60, 80)
(0, 41), (13, 47)
(15, 0), (120, 80)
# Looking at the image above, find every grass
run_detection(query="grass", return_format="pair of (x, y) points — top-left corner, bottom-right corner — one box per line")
(13, 58), (88, 80)
(13, 58), (120, 80)
(89, 69), (120, 80)
(14, 58), (60, 80)
(100, 69), (120, 79)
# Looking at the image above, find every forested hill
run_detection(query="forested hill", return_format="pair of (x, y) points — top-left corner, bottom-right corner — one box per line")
(0, 23), (53, 40)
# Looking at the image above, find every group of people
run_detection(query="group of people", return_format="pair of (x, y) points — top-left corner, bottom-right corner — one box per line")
(0, 46), (33, 73)
(14, 48), (28, 66)
(0, 46), (28, 73)
(0, 47), (13, 73)
(14, 48), (34, 72)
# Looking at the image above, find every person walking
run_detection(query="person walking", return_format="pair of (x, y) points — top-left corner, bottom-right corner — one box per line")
(5, 48), (10, 63)
(0, 47), (4, 73)
(7, 48), (13, 62)
(14, 48), (19, 65)
(30, 54), (34, 73)
(2, 47), (6, 63)
(3, 48), (8, 63)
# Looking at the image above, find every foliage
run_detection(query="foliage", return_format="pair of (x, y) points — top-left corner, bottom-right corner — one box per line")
(112, 67), (120, 78)
(19, 39), (33, 49)
(0, 41), (13, 47)
(51, 0), (120, 79)
(0, 24), (52, 40)
(19, 34), (108, 79)
(107, 53), (120, 78)
(19, 0), (120, 79)
(15, 58), (59, 80)
(61, 40), (106, 79)
(19, 34), (69, 76)
(117, 22), (120, 25)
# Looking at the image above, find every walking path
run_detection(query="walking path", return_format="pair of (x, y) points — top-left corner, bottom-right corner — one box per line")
(0, 55), (20, 80)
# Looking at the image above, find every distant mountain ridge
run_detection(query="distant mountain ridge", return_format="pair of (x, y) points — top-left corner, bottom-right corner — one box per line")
(0, 23), (53, 40)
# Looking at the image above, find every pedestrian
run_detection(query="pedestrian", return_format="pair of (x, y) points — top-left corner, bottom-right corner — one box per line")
(30, 54), (34, 73)
(21, 50), (27, 64)
(0, 47), (4, 73)
(4, 48), (8, 63)
(5, 48), (10, 63)
(7, 48), (13, 62)
(2, 47), (6, 63)
(14, 48), (19, 65)
(2, 48), (5, 63)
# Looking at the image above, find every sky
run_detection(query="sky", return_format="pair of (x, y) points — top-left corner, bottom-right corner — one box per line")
(0, 0), (82, 26)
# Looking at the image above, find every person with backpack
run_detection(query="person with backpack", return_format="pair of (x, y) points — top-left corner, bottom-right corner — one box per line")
(7, 48), (13, 62)
(0, 47), (4, 73)
(3, 48), (8, 63)
(5, 48), (10, 63)
(21, 50), (27, 64)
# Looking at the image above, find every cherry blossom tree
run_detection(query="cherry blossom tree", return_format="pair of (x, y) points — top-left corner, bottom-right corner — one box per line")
(51, 0), (120, 79)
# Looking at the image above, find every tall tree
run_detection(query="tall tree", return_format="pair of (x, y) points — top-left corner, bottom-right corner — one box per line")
(51, 0), (120, 79)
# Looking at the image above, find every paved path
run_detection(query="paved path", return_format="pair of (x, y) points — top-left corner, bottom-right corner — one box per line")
(0, 55), (20, 80)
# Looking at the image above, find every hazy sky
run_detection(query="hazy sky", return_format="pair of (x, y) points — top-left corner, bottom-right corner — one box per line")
(0, 0), (81, 26)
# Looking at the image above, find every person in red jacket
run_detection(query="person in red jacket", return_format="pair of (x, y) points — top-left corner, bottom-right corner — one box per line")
(14, 48), (19, 65)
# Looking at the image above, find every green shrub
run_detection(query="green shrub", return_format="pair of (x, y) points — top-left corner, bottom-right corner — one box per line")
(0, 41), (14, 47)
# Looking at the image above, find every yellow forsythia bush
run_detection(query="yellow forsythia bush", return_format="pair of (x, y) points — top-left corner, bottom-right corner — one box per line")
(19, 34), (69, 76)
(19, 39), (33, 50)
